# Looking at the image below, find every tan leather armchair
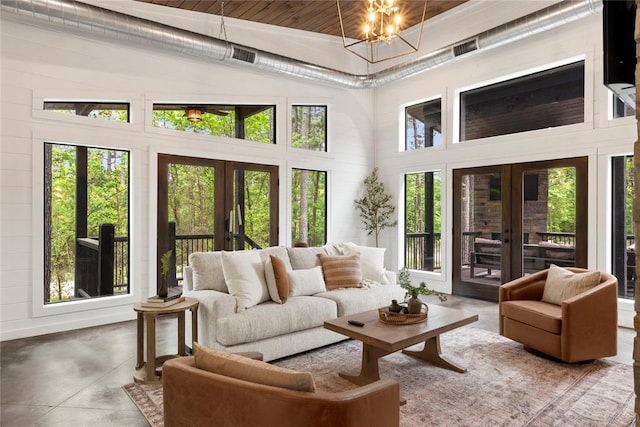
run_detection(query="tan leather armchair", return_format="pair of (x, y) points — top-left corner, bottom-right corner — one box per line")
(163, 356), (400, 427)
(499, 268), (618, 363)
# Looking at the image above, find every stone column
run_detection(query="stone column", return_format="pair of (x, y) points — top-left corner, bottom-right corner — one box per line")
(634, 2), (640, 423)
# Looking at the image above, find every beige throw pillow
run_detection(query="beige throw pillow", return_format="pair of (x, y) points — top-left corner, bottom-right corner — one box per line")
(541, 264), (601, 305)
(342, 243), (390, 284)
(287, 266), (326, 296)
(193, 342), (316, 392)
(318, 253), (363, 290)
(189, 251), (228, 293)
(221, 250), (270, 312)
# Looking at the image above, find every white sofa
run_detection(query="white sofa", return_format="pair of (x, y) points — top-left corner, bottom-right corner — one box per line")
(183, 243), (405, 361)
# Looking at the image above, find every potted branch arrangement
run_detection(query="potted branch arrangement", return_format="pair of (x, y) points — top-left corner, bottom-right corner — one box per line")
(398, 268), (447, 314)
(158, 249), (172, 298)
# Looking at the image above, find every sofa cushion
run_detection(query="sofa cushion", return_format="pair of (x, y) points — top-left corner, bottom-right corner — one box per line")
(216, 296), (338, 346)
(501, 300), (562, 334)
(541, 264), (600, 305)
(264, 255), (289, 304)
(288, 266), (326, 296)
(193, 342), (315, 392)
(314, 283), (406, 317)
(342, 243), (390, 285)
(318, 253), (363, 290)
(221, 250), (270, 312)
(287, 247), (327, 270)
(189, 252), (228, 293)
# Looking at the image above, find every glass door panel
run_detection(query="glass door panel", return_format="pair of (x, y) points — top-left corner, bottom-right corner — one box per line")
(231, 168), (273, 250)
(453, 166), (509, 300)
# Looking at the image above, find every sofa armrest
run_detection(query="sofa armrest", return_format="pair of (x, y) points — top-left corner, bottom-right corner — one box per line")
(163, 357), (400, 427)
(560, 277), (618, 362)
(183, 266), (194, 291)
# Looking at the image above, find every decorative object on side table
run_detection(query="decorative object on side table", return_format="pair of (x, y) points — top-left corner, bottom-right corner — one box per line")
(398, 268), (447, 314)
(144, 249), (182, 307)
(158, 249), (172, 298)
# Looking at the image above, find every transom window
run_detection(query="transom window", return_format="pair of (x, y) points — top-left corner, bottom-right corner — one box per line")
(460, 61), (585, 141)
(291, 105), (327, 151)
(44, 101), (129, 122)
(153, 104), (275, 144)
(405, 98), (442, 150)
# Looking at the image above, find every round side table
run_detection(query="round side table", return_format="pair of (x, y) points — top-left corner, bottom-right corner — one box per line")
(133, 297), (199, 383)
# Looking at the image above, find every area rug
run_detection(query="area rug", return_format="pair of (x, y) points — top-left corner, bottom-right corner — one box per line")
(123, 327), (635, 426)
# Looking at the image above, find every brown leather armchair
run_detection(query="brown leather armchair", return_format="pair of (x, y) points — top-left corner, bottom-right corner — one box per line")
(499, 268), (618, 363)
(163, 356), (400, 427)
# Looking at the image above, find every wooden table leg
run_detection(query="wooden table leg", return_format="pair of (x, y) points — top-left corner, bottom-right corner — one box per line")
(339, 343), (391, 386)
(402, 335), (467, 373)
(135, 313), (144, 369)
(190, 306), (198, 346)
(177, 311), (186, 356)
(145, 312), (159, 381)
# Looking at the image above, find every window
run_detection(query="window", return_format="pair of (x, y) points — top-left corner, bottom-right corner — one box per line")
(460, 61), (585, 141)
(153, 104), (275, 144)
(613, 93), (635, 119)
(291, 106), (327, 151)
(44, 143), (130, 304)
(405, 171), (441, 271)
(291, 169), (326, 246)
(611, 155), (634, 300)
(405, 99), (442, 150)
(44, 101), (129, 122)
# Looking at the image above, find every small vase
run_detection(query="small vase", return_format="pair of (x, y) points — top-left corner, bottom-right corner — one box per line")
(388, 299), (403, 313)
(407, 297), (425, 315)
(158, 276), (168, 298)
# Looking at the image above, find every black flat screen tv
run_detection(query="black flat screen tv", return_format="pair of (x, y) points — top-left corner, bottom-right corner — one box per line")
(603, 0), (636, 109)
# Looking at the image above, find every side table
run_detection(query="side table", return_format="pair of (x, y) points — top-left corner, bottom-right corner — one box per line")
(133, 297), (199, 383)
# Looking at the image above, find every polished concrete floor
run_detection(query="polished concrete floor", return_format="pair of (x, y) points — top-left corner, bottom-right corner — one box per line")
(1, 296), (635, 426)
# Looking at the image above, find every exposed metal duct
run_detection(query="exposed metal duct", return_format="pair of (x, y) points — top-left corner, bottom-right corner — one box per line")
(0, 0), (602, 89)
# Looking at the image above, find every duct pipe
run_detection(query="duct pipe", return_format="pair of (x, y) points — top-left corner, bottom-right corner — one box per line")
(0, 0), (601, 89)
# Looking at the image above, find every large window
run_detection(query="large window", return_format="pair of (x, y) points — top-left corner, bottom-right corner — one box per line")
(611, 155), (634, 300)
(405, 98), (442, 150)
(44, 101), (129, 122)
(405, 171), (441, 271)
(153, 104), (275, 144)
(291, 169), (326, 246)
(44, 143), (130, 304)
(291, 105), (327, 151)
(460, 61), (585, 141)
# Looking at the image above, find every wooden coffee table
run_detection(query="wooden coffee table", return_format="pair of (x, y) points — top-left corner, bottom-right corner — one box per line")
(324, 305), (478, 386)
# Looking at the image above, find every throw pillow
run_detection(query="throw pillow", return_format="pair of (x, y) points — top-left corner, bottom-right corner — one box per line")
(193, 342), (316, 392)
(189, 251), (228, 293)
(342, 242), (390, 284)
(287, 266), (326, 296)
(317, 253), (363, 290)
(287, 246), (327, 270)
(264, 255), (289, 303)
(221, 250), (270, 312)
(541, 264), (601, 305)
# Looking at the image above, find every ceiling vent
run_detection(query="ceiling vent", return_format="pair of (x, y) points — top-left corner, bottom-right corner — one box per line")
(231, 47), (257, 64)
(452, 38), (479, 57)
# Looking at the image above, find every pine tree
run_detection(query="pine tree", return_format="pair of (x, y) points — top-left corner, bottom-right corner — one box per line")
(354, 168), (397, 247)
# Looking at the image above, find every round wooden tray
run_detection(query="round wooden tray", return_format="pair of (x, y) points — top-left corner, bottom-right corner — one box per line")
(378, 307), (428, 325)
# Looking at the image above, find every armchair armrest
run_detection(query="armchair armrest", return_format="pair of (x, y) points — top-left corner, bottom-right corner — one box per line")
(499, 269), (548, 303)
(560, 276), (618, 362)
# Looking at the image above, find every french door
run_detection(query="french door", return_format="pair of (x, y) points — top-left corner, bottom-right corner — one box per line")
(157, 154), (279, 287)
(453, 157), (587, 301)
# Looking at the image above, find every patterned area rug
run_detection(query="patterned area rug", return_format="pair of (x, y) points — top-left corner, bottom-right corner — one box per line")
(123, 327), (635, 426)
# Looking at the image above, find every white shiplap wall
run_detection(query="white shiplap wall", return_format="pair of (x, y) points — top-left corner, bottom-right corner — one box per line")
(1, 0), (637, 339)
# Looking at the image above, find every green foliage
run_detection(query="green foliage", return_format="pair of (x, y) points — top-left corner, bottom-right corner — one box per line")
(160, 250), (172, 277)
(405, 172), (441, 234)
(354, 168), (397, 247)
(291, 169), (326, 246)
(291, 106), (326, 151)
(547, 167), (576, 232)
(398, 268), (447, 302)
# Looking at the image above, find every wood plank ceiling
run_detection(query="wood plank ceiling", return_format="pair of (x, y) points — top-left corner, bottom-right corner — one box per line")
(133, 0), (467, 39)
